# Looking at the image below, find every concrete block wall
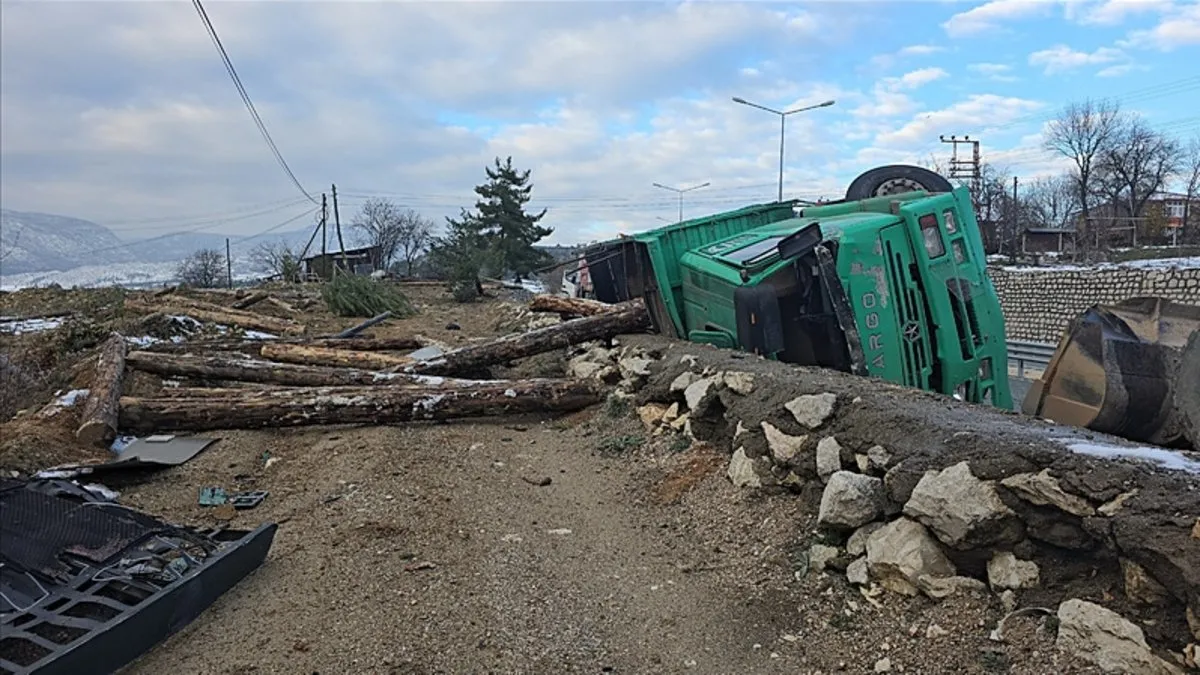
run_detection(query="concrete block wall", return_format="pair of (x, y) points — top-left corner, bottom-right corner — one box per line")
(988, 265), (1200, 343)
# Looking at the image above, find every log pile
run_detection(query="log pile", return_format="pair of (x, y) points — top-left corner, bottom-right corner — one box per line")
(101, 293), (651, 433)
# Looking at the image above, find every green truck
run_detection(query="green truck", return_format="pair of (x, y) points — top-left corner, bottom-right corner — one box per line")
(582, 164), (1012, 409)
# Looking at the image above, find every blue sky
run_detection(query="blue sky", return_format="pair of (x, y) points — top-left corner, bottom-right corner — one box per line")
(1, 0), (1198, 248)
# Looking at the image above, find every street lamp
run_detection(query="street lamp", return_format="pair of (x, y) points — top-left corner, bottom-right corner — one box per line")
(653, 181), (711, 222)
(731, 96), (835, 202)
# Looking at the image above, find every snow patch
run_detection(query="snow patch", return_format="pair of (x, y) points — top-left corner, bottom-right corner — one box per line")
(56, 389), (90, 407)
(1057, 438), (1200, 474)
(243, 330), (278, 340)
(504, 389), (518, 398)
(0, 317), (65, 334)
(413, 394), (446, 412)
(998, 256), (1200, 273)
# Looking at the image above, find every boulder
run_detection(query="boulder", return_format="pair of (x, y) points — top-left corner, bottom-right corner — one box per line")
(784, 392), (837, 429)
(721, 371), (756, 395)
(1120, 559), (1171, 606)
(683, 376), (719, 413)
(818, 471), (885, 530)
(1055, 599), (1179, 675)
(987, 552), (1041, 590)
(1001, 469), (1095, 517)
(847, 522), (885, 558)
(761, 421), (806, 464)
(866, 518), (956, 596)
(661, 402), (680, 424)
(902, 462), (1024, 550)
(618, 355), (653, 380)
(916, 574), (989, 600)
(816, 436), (843, 483)
(846, 557), (869, 586)
(669, 371), (699, 393)
(866, 445), (892, 473)
(727, 447), (762, 488)
(808, 544), (841, 574)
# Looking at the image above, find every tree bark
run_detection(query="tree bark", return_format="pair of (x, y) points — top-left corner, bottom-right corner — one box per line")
(259, 343), (413, 370)
(141, 336), (423, 356)
(528, 294), (617, 317)
(265, 296), (300, 314)
(332, 311), (392, 338)
(230, 291), (270, 310)
(127, 351), (462, 388)
(119, 379), (601, 432)
(126, 299), (306, 336)
(75, 332), (127, 447)
(403, 300), (649, 376)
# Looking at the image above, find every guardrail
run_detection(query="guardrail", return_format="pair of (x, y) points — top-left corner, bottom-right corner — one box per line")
(1006, 340), (1056, 379)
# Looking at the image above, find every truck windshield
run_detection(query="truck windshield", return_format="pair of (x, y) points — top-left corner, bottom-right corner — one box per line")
(722, 236), (785, 265)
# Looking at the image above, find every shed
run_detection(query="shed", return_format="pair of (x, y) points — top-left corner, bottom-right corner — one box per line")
(1022, 228), (1076, 254)
(301, 246), (379, 281)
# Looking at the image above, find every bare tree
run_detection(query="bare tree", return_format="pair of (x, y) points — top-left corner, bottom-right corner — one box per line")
(177, 248), (225, 288)
(251, 240), (302, 282)
(1097, 117), (1181, 227)
(1183, 135), (1200, 244)
(1043, 99), (1127, 252)
(396, 211), (434, 277)
(1024, 174), (1081, 230)
(351, 198), (405, 270)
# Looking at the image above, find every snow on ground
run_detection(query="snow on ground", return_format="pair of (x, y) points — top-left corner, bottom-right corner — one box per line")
(996, 256), (1200, 273)
(0, 258), (267, 291)
(1057, 438), (1200, 473)
(0, 316), (66, 334)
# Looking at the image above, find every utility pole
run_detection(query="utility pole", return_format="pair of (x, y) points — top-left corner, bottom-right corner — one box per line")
(1009, 175), (1019, 262)
(653, 182), (711, 222)
(939, 135), (982, 195)
(225, 237), (233, 289)
(332, 184), (347, 275)
(321, 193), (328, 257)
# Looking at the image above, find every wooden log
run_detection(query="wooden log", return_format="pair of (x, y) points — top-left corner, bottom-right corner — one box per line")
(230, 291), (270, 310)
(155, 377), (534, 399)
(260, 343), (413, 370)
(332, 311), (392, 339)
(127, 351), (448, 388)
(126, 299), (306, 336)
(529, 294), (617, 317)
(141, 335), (423, 355)
(403, 300), (650, 376)
(75, 333), (127, 447)
(265, 296), (299, 314)
(119, 379), (601, 432)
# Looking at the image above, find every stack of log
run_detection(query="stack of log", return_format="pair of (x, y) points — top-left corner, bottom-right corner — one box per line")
(70, 295), (647, 443)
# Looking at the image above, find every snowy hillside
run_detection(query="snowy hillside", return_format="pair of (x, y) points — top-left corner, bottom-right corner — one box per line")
(0, 255), (269, 291)
(1, 209), (137, 274)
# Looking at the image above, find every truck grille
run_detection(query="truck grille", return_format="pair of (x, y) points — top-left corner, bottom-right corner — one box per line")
(884, 242), (930, 388)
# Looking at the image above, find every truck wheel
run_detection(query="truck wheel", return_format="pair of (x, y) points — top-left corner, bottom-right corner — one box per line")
(845, 165), (954, 200)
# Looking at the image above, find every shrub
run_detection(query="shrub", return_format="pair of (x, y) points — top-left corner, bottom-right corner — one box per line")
(321, 274), (414, 318)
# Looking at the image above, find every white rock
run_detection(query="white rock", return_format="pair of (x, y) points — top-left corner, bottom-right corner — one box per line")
(1056, 599), (1179, 675)
(808, 544), (840, 574)
(847, 522), (886, 557)
(721, 371), (756, 395)
(727, 448), (762, 488)
(846, 557), (870, 586)
(902, 462), (1023, 550)
(784, 392), (837, 429)
(855, 454), (871, 473)
(670, 371), (699, 393)
(874, 657), (892, 673)
(867, 445), (892, 472)
(680, 354), (698, 367)
(1000, 470), (1094, 517)
(618, 356), (653, 379)
(761, 421), (806, 464)
(866, 518), (956, 596)
(669, 413), (690, 431)
(683, 376), (718, 411)
(1098, 489), (1138, 517)
(637, 403), (669, 431)
(987, 552), (1040, 590)
(925, 623), (949, 639)
(818, 471), (885, 530)
(662, 402), (681, 423)
(1000, 590), (1017, 613)
(733, 420), (750, 441)
(816, 436), (843, 483)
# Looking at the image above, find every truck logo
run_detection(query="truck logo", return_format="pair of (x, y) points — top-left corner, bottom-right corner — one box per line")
(903, 321), (922, 343)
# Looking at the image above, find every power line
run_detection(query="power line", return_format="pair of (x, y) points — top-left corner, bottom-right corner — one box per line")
(100, 198), (312, 233)
(191, 0), (317, 205)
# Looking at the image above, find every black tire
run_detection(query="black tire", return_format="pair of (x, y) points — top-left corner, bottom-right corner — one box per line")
(845, 164), (954, 200)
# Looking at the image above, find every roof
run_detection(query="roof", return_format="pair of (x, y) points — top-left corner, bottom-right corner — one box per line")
(301, 245), (378, 261)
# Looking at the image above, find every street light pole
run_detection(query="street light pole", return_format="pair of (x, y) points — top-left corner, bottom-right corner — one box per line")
(653, 181), (711, 222)
(731, 97), (836, 202)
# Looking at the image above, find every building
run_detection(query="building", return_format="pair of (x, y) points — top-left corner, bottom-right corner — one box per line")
(1022, 227), (1077, 254)
(1070, 192), (1200, 247)
(300, 246), (379, 281)
(1152, 191), (1198, 234)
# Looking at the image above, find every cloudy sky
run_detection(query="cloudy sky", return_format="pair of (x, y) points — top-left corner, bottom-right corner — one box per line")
(2, 0), (1198, 247)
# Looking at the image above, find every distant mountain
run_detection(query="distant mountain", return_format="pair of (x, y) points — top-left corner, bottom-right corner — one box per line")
(1, 209), (138, 274)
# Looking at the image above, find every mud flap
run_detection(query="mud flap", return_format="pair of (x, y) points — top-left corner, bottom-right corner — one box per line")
(734, 285), (785, 356)
(815, 245), (867, 376)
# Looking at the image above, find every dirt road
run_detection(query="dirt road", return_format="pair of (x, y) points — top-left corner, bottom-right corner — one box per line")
(117, 410), (1094, 675)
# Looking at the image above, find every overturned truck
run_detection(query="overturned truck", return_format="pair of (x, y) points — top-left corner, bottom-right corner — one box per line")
(579, 165), (1012, 409)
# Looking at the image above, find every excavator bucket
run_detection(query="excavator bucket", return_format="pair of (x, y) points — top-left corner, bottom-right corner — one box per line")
(1021, 297), (1200, 448)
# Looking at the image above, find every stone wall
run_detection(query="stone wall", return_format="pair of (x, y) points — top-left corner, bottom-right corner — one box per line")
(989, 264), (1200, 343)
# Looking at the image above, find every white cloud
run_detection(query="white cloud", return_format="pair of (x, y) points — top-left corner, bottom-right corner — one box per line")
(1028, 44), (1127, 74)
(1070, 0), (1175, 25)
(942, 0), (1055, 37)
(873, 95), (1044, 150)
(1121, 2), (1200, 50)
(868, 43), (948, 70)
(968, 62), (1021, 82)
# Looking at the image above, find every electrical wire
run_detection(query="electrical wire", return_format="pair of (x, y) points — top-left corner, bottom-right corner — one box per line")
(192, 0), (317, 205)
(86, 205), (319, 256)
(101, 198), (313, 234)
(99, 196), (311, 232)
